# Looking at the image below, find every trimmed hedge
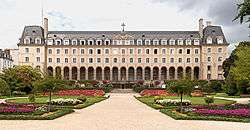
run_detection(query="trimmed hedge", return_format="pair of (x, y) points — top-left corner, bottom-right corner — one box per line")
(0, 109), (74, 120)
(160, 109), (250, 123)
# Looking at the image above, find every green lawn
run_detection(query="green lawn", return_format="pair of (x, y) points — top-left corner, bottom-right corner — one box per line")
(136, 96), (235, 109)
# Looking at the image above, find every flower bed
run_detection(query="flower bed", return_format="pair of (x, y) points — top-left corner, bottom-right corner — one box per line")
(0, 103), (36, 114)
(49, 98), (83, 106)
(140, 89), (177, 96)
(156, 99), (191, 106)
(58, 90), (105, 96)
(194, 109), (250, 117)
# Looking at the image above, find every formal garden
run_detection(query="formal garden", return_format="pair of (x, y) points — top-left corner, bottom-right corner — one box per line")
(0, 66), (112, 120)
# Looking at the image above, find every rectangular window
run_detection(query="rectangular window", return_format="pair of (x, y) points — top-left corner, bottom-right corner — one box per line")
(56, 58), (60, 63)
(105, 49), (109, 54)
(154, 58), (158, 63)
(146, 49), (150, 54)
(89, 49), (93, 54)
(218, 48), (222, 53)
(207, 48), (211, 53)
(138, 58), (142, 63)
(195, 58), (199, 63)
(122, 49), (125, 54)
(218, 74), (223, 80)
(130, 58), (133, 63)
(56, 49), (60, 54)
(187, 58), (190, 63)
(122, 58), (125, 63)
(162, 58), (166, 63)
(65, 49), (68, 54)
(36, 57), (40, 62)
(36, 48), (40, 53)
(207, 65), (211, 71)
(207, 74), (211, 80)
(195, 49), (199, 54)
(65, 58), (68, 63)
(162, 49), (166, 54)
(48, 49), (52, 54)
(97, 49), (101, 54)
(25, 48), (29, 53)
(25, 57), (29, 62)
(178, 58), (182, 63)
(130, 49), (134, 54)
(154, 49), (158, 54)
(113, 58), (118, 63)
(146, 58), (150, 63)
(97, 58), (101, 63)
(81, 58), (84, 63)
(138, 49), (142, 54)
(73, 58), (76, 63)
(208, 57), (211, 62)
(105, 58), (109, 63)
(48, 58), (52, 63)
(218, 66), (222, 71)
(72, 49), (76, 54)
(186, 49), (190, 54)
(218, 57), (222, 62)
(89, 58), (93, 63)
(170, 58), (174, 63)
(170, 49), (174, 54)
(80, 49), (84, 54)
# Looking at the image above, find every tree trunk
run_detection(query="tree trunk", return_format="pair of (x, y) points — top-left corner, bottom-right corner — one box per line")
(48, 90), (52, 112)
(180, 92), (183, 113)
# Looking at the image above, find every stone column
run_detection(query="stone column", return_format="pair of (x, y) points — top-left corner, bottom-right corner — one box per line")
(93, 69), (96, 80)
(151, 68), (154, 80)
(102, 69), (105, 80)
(69, 67), (72, 80)
(126, 69), (128, 81)
(134, 69), (137, 81)
(53, 68), (56, 77)
(191, 68), (194, 80)
(77, 67), (80, 80)
(166, 69), (170, 80)
(86, 68), (88, 80)
(183, 68), (186, 80)
(118, 68), (121, 81)
(110, 69), (112, 81)
(175, 69), (178, 80)
(142, 69), (144, 80)
(158, 69), (161, 81)
(61, 68), (64, 80)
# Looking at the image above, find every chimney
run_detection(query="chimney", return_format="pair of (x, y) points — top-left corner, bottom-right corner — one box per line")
(206, 21), (212, 26)
(44, 18), (48, 39)
(199, 18), (204, 38)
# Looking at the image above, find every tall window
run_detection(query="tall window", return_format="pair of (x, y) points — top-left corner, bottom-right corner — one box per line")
(138, 58), (142, 63)
(25, 57), (29, 62)
(130, 58), (133, 63)
(207, 48), (211, 53)
(208, 57), (211, 62)
(65, 58), (68, 63)
(89, 58), (93, 63)
(81, 58), (84, 63)
(154, 58), (158, 63)
(154, 49), (158, 54)
(178, 58), (182, 63)
(162, 49), (166, 54)
(25, 48), (29, 53)
(122, 58), (125, 63)
(65, 49), (68, 54)
(146, 49), (150, 54)
(195, 58), (199, 63)
(146, 58), (150, 63)
(56, 58), (60, 63)
(162, 58), (166, 63)
(73, 58), (76, 63)
(186, 58), (190, 63)
(48, 49), (52, 54)
(36, 48), (40, 53)
(218, 48), (222, 53)
(48, 58), (52, 63)
(80, 49), (84, 54)
(194, 49), (199, 54)
(170, 49), (174, 54)
(138, 49), (142, 54)
(89, 49), (93, 54)
(105, 49), (109, 54)
(113, 58), (118, 63)
(72, 49), (76, 54)
(130, 49), (134, 54)
(56, 49), (60, 54)
(170, 58), (174, 63)
(218, 57), (222, 62)
(122, 49), (125, 54)
(178, 49), (183, 54)
(97, 58), (101, 63)
(186, 49), (190, 54)
(105, 58), (109, 63)
(36, 57), (40, 62)
(97, 49), (101, 54)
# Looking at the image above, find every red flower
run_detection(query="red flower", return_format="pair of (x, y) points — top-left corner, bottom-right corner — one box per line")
(58, 90), (105, 96)
(140, 90), (176, 96)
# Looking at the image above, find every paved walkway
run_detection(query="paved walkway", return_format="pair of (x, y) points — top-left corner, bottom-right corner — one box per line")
(215, 97), (250, 104)
(1, 93), (250, 130)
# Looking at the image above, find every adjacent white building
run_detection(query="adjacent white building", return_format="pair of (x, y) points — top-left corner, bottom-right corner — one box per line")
(0, 49), (13, 73)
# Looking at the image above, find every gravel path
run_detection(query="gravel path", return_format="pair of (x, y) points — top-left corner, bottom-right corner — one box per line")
(0, 93), (250, 130)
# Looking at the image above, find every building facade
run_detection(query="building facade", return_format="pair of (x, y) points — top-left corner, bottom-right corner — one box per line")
(18, 18), (229, 83)
(0, 49), (13, 73)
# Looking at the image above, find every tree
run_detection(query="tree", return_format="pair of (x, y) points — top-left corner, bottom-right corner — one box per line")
(0, 65), (42, 94)
(168, 79), (194, 113)
(0, 78), (10, 96)
(234, 0), (250, 27)
(33, 77), (65, 111)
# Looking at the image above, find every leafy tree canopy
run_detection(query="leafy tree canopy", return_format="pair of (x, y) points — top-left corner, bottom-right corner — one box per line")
(234, 0), (250, 27)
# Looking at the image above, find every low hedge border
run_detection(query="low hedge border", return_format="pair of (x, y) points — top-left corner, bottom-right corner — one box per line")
(160, 109), (250, 123)
(0, 109), (74, 120)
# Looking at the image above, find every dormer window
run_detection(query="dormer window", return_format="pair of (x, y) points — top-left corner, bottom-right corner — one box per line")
(64, 40), (69, 45)
(96, 40), (102, 45)
(47, 39), (53, 45)
(24, 37), (30, 44)
(105, 40), (110, 45)
(170, 39), (175, 45)
(137, 39), (142, 45)
(145, 40), (150, 45)
(161, 40), (167, 45)
(80, 40), (85, 45)
(72, 39), (77, 45)
(186, 39), (192, 45)
(35, 38), (41, 44)
(88, 40), (94, 45)
(217, 37), (223, 44)
(178, 39), (183, 45)
(55, 39), (61, 45)
(153, 40), (159, 45)
(207, 37), (212, 44)
(194, 39), (200, 45)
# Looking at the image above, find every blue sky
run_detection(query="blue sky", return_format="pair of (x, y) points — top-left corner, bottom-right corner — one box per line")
(0, 0), (249, 51)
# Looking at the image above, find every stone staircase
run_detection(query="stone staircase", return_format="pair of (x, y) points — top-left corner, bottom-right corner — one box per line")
(111, 89), (135, 93)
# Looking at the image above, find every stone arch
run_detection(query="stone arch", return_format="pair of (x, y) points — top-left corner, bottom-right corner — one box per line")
(55, 66), (62, 79)
(72, 67), (78, 80)
(153, 67), (159, 80)
(144, 67), (151, 80)
(80, 67), (86, 80)
(169, 67), (175, 80)
(47, 66), (53, 76)
(120, 67), (126, 81)
(128, 67), (135, 81)
(112, 67), (118, 81)
(96, 67), (102, 80)
(194, 66), (200, 80)
(88, 67), (94, 80)
(63, 67), (69, 80)
(104, 67), (111, 80)
(136, 67), (143, 80)
(177, 67), (184, 79)
(161, 67), (167, 80)
(185, 67), (192, 79)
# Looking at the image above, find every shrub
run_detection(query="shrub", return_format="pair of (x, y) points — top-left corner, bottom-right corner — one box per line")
(156, 99), (191, 106)
(0, 78), (10, 96)
(48, 98), (83, 106)
(154, 96), (163, 102)
(12, 91), (26, 96)
(77, 95), (87, 102)
(204, 96), (214, 106)
(223, 84), (238, 96)
(28, 95), (36, 103)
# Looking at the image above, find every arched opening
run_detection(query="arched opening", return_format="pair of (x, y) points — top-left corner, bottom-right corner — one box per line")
(96, 67), (102, 80)
(136, 67), (143, 80)
(161, 67), (167, 80)
(112, 67), (118, 81)
(55, 66), (62, 79)
(47, 66), (53, 76)
(194, 67), (200, 80)
(145, 67), (151, 80)
(88, 67), (94, 80)
(64, 67), (69, 80)
(120, 67), (126, 81)
(80, 67), (86, 80)
(185, 67), (192, 80)
(169, 67), (175, 80)
(177, 67), (184, 79)
(128, 67), (135, 81)
(153, 67), (159, 80)
(72, 67), (78, 80)
(104, 67), (110, 80)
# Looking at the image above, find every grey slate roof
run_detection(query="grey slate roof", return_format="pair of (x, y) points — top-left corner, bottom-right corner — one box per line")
(20, 26), (44, 44)
(202, 26), (228, 44)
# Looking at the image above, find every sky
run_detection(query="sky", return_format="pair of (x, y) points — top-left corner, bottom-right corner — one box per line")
(0, 0), (249, 51)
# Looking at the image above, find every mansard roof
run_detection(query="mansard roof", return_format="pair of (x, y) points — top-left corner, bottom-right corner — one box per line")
(203, 26), (228, 44)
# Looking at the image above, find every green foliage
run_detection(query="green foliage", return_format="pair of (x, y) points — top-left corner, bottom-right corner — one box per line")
(0, 65), (42, 94)
(204, 96), (215, 106)
(154, 96), (163, 102)
(28, 95), (36, 103)
(12, 91), (26, 96)
(168, 79), (194, 96)
(0, 78), (10, 96)
(208, 80), (223, 93)
(77, 95), (87, 102)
